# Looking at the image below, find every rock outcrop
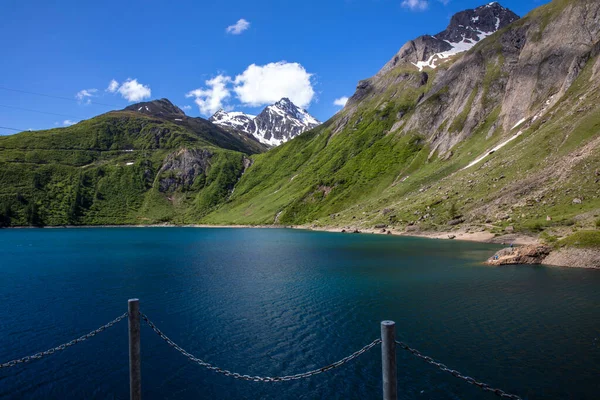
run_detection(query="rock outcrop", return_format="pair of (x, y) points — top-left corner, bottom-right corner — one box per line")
(485, 245), (552, 265)
(486, 244), (600, 268)
(157, 148), (213, 193)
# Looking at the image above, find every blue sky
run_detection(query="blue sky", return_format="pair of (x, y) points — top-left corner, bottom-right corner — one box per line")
(0, 0), (549, 134)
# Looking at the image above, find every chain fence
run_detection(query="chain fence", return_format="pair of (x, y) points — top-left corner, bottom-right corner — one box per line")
(140, 312), (381, 382)
(395, 340), (522, 400)
(0, 312), (128, 369)
(0, 309), (524, 400)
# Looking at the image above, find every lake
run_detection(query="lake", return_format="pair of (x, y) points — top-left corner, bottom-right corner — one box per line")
(0, 228), (599, 399)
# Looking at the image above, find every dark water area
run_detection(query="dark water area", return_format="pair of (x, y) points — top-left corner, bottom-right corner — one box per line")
(0, 228), (599, 399)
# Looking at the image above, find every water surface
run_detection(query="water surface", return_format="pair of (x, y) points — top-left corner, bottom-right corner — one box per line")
(0, 228), (599, 399)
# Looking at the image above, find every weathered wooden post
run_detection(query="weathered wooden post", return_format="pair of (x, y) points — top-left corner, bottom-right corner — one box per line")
(381, 320), (397, 400)
(128, 299), (141, 400)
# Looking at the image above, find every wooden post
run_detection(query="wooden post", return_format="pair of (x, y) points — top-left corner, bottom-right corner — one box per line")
(381, 320), (397, 400)
(128, 299), (141, 400)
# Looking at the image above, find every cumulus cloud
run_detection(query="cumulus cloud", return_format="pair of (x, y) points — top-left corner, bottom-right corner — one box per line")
(186, 75), (232, 116)
(63, 120), (77, 126)
(226, 18), (250, 35)
(181, 105), (192, 111)
(233, 62), (315, 108)
(401, 0), (428, 10)
(75, 88), (98, 104)
(116, 79), (151, 102)
(333, 96), (349, 107)
(106, 79), (119, 93)
(186, 62), (316, 114)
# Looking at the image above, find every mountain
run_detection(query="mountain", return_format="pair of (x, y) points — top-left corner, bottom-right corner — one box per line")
(209, 98), (321, 146)
(0, 99), (265, 226)
(203, 0), (600, 244)
(377, 2), (519, 74)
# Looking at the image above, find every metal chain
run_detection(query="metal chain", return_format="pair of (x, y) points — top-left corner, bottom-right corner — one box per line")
(395, 340), (522, 399)
(140, 312), (380, 382)
(0, 312), (128, 369)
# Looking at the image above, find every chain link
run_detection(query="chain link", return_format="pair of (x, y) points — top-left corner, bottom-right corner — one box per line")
(140, 312), (380, 382)
(0, 312), (128, 369)
(395, 340), (522, 399)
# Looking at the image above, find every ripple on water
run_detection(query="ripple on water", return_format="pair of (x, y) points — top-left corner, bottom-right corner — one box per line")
(0, 228), (599, 399)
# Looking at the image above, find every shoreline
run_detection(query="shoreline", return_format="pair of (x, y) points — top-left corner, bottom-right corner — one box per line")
(2, 223), (538, 244)
(293, 224), (540, 246)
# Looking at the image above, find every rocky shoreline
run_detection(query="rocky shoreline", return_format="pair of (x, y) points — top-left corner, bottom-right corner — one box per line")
(299, 225), (600, 269)
(485, 245), (600, 269)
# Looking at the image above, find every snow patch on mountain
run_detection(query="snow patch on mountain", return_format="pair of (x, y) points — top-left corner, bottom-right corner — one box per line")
(413, 25), (497, 71)
(210, 110), (255, 130)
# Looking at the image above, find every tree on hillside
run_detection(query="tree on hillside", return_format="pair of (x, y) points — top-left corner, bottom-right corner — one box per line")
(0, 203), (11, 227)
(26, 201), (43, 227)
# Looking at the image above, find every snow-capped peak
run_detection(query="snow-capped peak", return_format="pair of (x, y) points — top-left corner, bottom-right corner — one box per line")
(409, 3), (519, 71)
(270, 98), (320, 127)
(209, 99), (320, 147)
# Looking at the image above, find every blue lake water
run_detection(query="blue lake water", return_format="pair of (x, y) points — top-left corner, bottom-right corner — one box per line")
(0, 228), (599, 399)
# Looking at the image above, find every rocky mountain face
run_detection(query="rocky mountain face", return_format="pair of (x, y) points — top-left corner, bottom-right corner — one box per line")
(342, 0), (600, 155)
(345, 2), (520, 116)
(376, 2), (519, 75)
(204, 0), (600, 241)
(157, 148), (214, 193)
(209, 98), (320, 146)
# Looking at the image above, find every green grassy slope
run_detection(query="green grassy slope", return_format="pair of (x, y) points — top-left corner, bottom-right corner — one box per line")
(203, 0), (600, 240)
(0, 111), (255, 226)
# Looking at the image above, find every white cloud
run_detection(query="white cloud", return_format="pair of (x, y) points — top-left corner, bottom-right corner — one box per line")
(333, 96), (349, 107)
(116, 79), (151, 102)
(181, 105), (192, 110)
(75, 88), (98, 105)
(233, 62), (315, 108)
(401, 0), (429, 10)
(106, 79), (119, 93)
(186, 75), (232, 116)
(63, 120), (77, 126)
(226, 18), (250, 35)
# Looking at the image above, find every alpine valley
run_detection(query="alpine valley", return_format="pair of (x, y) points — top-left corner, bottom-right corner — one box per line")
(1, 0), (599, 265)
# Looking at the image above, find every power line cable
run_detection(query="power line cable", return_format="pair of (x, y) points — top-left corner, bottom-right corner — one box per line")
(0, 104), (83, 119)
(0, 86), (120, 108)
(0, 126), (27, 132)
